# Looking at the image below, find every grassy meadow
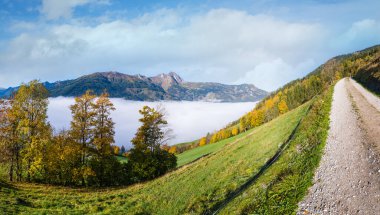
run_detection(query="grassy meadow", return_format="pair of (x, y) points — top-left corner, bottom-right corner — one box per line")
(220, 88), (333, 214)
(0, 100), (311, 214)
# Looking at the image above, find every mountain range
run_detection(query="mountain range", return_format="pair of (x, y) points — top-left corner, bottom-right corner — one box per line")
(0, 72), (268, 102)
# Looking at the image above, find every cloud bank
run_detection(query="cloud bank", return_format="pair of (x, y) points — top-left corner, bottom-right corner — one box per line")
(48, 98), (257, 148)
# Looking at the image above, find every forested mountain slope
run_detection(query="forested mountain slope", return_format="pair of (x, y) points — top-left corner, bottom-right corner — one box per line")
(0, 72), (268, 102)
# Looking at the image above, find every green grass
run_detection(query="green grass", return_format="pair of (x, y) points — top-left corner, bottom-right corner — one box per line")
(0, 101), (311, 214)
(220, 87), (333, 214)
(115, 155), (128, 163)
(114, 137), (247, 167)
(173, 140), (197, 147)
(176, 130), (251, 167)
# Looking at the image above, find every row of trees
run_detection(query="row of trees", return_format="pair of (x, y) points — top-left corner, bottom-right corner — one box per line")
(0, 81), (176, 186)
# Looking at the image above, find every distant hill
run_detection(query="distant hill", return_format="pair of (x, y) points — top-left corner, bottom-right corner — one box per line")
(0, 72), (268, 102)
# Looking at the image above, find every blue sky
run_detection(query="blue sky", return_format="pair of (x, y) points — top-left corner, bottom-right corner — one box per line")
(1, 0), (380, 91)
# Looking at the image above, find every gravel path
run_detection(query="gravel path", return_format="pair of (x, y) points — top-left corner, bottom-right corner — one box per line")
(351, 79), (380, 112)
(348, 78), (380, 154)
(297, 78), (380, 215)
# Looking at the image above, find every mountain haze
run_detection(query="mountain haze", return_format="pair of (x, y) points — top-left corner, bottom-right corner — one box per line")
(0, 72), (267, 102)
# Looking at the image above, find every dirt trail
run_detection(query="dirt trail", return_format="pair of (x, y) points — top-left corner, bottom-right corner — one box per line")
(297, 78), (380, 215)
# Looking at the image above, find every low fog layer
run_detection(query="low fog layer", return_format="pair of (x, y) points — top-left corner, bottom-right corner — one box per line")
(47, 97), (257, 149)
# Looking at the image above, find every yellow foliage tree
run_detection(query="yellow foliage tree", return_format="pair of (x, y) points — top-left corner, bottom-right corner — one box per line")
(265, 98), (275, 109)
(250, 109), (264, 127)
(199, 137), (207, 146)
(210, 133), (218, 143)
(239, 115), (250, 132)
(231, 127), (239, 136)
(113, 146), (120, 155)
(278, 100), (289, 114)
(168, 146), (177, 154)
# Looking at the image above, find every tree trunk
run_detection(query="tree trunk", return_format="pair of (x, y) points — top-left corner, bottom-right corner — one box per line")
(16, 149), (21, 182)
(9, 156), (14, 182)
(27, 159), (31, 182)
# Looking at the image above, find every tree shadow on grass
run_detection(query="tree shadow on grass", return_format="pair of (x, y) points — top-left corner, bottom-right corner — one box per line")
(0, 179), (18, 190)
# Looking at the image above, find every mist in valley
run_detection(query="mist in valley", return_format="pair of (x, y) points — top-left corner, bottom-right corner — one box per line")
(47, 97), (257, 149)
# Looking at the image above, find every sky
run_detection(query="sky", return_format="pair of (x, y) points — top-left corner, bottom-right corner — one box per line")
(0, 0), (380, 91)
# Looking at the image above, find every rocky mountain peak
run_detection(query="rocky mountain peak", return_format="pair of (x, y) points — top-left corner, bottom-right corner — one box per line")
(152, 72), (184, 90)
(168, 72), (184, 83)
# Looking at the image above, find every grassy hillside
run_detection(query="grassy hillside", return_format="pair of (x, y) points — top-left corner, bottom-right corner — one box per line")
(176, 129), (250, 167)
(0, 101), (310, 214)
(115, 137), (247, 167)
(220, 88), (332, 214)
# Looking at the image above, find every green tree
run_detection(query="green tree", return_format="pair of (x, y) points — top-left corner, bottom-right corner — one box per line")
(127, 106), (177, 182)
(44, 130), (81, 185)
(121, 145), (126, 155)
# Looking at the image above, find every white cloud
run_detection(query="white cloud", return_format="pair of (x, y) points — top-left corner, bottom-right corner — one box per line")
(343, 19), (380, 44)
(332, 19), (380, 53)
(236, 58), (316, 91)
(0, 8), (329, 90)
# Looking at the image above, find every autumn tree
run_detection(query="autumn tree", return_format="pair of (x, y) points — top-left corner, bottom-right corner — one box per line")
(44, 130), (81, 185)
(127, 106), (177, 182)
(278, 100), (289, 115)
(210, 133), (218, 143)
(250, 109), (264, 127)
(69, 90), (96, 185)
(12, 81), (51, 181)
(113, 146), (120, 155)
(93, 93), (115, 156)
(231, 127), (239, 136)
(168, 146), (177, 154)
(199, 137), (207, 146)
(0, 99), (21, 182)
(239, 115), (250, 132)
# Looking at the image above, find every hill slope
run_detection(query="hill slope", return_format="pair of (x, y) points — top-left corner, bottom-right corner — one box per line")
(0, 72), (268, 102)
(0, 101), (310, 214)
